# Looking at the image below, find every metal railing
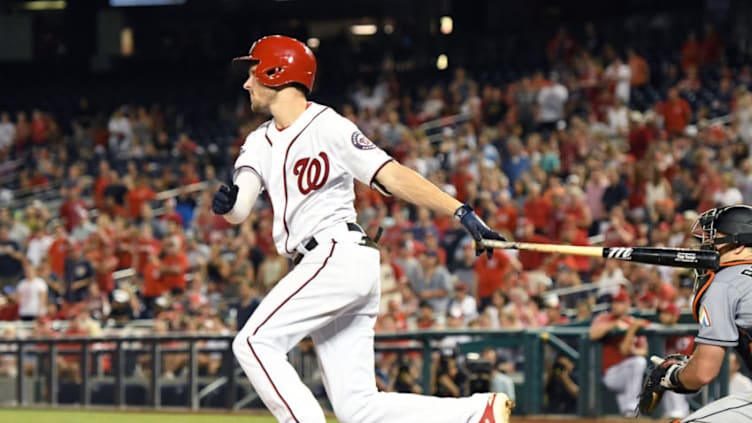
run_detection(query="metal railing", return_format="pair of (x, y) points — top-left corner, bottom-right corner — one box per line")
(0, 325), (729, 417)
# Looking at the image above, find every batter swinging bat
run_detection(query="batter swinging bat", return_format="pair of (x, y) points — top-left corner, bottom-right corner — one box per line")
(479, 240), (719, 269)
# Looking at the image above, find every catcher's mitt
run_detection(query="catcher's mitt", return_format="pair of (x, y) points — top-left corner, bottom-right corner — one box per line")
(637, 354), (694, 415)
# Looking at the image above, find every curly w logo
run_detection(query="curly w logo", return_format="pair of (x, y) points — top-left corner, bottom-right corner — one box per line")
(293, 152), (330, 195)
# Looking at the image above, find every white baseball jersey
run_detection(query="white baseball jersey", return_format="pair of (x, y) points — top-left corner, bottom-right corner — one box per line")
(234, 102), (392, 257)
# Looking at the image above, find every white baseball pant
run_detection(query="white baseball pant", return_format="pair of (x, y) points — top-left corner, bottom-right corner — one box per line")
(603, 355), (647, 416)
(232, 226), (488, 423)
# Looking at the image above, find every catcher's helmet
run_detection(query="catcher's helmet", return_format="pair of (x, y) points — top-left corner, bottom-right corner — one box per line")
(233, 35), (316, 94)
(691, 204), (752, 248)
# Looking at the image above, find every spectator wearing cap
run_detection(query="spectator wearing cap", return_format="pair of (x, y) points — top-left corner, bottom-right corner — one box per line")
(657, 301), (693, 418)
(438, 307), (473, 357)
(541, 294), (569, 325)
(412, 249), (452, 317)
(0, 222), (24, 291)
(447, 281), (478, 325)
(588, 288), (649, 416)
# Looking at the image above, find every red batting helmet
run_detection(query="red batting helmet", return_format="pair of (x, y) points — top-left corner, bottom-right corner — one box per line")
(233, 35), (317, 94)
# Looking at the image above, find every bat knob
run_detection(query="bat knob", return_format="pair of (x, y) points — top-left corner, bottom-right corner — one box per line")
(650, 355), (665, 366)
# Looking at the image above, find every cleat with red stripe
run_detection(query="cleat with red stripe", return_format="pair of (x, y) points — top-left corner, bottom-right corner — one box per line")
(478, 393), (514, 423)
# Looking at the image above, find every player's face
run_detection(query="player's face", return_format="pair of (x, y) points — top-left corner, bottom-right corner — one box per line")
(243, 65), (275, 112)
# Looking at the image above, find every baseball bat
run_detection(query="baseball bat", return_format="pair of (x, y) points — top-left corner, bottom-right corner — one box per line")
(480, 240), (719, 269)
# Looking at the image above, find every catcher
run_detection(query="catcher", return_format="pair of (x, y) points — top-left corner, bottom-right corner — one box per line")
(638, 205), (752, 422)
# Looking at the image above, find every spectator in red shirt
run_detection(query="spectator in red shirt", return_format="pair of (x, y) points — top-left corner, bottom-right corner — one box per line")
(700, 23), (723, 66)
(93, 160), (112, 209)
(681, 32), (701, 72)
(494, 190), (518, 236)
(627, 112), (654, 160)
(89, 243), (118, 296)
(659, 87), (692, 136)
(126, 175), (157, 220)
(160, 237), (189, 293)
(30, 109), (49, 146)
(133, 223), (161, 275)
(474, 248), (517, 311)
(47, 224), (69, 279)
(58, 183), (89, 233)
(517, 219), (552, 271)
(140, 248), (165, 316)
(627, 48), (650, 88)
(523, 183), (553, 233)
(603, 206), (637, 247)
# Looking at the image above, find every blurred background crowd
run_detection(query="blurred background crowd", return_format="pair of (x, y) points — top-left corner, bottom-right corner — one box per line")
(2, 0), (752, 411)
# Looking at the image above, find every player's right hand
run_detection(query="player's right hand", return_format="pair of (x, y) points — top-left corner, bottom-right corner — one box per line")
(454, 204), (507, 259)
(212, 184), (239, 215)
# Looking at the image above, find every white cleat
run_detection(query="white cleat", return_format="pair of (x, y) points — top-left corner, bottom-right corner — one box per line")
(478, 392), (514, 423)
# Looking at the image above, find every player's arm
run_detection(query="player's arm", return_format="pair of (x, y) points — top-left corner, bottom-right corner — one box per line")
(374, 161), (506, 256)
(675, 343), (725, 389)
(213, 168), (263, 224)
(373, 161), (461, 216)
(588, 315), (618, 340)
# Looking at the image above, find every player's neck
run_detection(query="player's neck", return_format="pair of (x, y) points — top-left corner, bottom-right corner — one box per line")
(271, 91), (309, 129)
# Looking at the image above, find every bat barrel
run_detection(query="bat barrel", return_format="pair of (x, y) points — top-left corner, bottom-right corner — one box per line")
(603, 247), (718, 269)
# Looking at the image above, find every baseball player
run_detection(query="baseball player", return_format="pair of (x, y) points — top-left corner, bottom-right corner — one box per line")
(211, 34), (513, 423)
(638, 204), (752, 422)
(588, 288), (649, 416)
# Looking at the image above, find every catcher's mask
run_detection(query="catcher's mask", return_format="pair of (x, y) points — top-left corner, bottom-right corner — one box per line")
(690, 204), (752, 320)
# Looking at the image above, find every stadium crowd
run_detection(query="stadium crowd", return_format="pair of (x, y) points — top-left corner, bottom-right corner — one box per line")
(2, 21), (752, 407)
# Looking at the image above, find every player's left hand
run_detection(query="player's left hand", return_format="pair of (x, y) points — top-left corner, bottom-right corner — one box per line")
(637, 354), (697, 415)
(454, 204), (507, 259)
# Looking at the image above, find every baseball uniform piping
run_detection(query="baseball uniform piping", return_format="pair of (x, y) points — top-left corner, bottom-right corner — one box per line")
(281, 106), (329, 254)
(246, 240), (337, 422)
(369, 158), (394, 189)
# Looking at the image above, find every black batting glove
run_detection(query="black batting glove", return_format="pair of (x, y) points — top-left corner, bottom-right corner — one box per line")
(454, 204), (506, 258)
(212, 184), (239, 215)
